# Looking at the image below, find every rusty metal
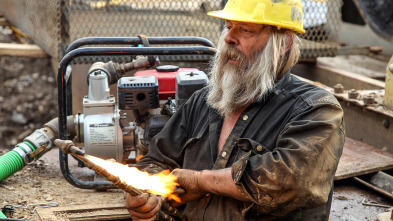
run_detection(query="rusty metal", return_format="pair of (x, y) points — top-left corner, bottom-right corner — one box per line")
(55, 139), (184, 221)
(299, 75), (393, 153)
(360, 198), (392, 208)
(337, 46), (383, 56)
(335, 137), (393, 180)
(354, 171), (393, 201)
(292, 62), (385, 91)
(333, 89), (393, 152)
(348, 89), (359, 99)
(334, 84), (344, 93)
(354, 177), (393, 200)
(363, 94), (375, 105)
(4, 202), (59, 214)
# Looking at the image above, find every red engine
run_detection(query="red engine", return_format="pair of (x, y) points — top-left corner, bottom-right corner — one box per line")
(135, 65), (200, 100)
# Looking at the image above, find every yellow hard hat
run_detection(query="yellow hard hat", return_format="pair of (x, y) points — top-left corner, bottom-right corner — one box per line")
(207, 0), (305, 34)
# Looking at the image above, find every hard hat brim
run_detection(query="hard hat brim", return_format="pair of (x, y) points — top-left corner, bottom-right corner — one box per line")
(207, 10), (306, 34)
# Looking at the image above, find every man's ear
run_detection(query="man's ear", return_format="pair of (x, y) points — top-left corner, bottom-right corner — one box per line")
(281, 31), (293, 55)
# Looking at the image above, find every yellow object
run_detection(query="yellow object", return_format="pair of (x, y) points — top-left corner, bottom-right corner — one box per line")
(208, 0), (305, 34)
(384, 56), (393, 110)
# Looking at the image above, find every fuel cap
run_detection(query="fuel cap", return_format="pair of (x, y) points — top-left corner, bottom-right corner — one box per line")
(156, 65), (179, 72)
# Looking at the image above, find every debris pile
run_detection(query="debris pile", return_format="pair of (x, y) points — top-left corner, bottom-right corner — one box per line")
(0, 29), (57, 148)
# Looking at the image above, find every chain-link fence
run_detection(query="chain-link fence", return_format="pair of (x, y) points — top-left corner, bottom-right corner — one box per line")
(0, 0), (342, 62)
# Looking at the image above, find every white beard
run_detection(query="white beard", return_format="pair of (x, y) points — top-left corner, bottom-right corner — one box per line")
(207, 31), (276, 117)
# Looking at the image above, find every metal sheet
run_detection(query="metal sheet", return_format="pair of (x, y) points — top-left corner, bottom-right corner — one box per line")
(335, 138), (393, 180)
(292, 60), (385, 90)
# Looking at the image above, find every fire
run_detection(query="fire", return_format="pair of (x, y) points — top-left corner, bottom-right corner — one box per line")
(86, 155), (180, 202)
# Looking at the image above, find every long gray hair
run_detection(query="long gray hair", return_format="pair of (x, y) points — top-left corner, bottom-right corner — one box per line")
(207, 27), (301, 117)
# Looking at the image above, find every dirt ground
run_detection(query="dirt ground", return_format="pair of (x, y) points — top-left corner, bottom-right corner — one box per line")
(0, 28), (393, 221)
(0, 28), (126, 220)
(1, 149), (393, 221)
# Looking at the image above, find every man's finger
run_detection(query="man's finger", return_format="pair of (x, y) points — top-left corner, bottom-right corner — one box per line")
(135, 194), (159, 213)
(169, 199), (183, 208)
(125, 192), (149, 208)
(129, 195), (162, 219)
(173, 187), (186, 195)
(128, 209), (158, 220)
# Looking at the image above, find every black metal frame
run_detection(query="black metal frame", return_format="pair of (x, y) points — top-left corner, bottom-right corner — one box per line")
(58, 36), (216, 189)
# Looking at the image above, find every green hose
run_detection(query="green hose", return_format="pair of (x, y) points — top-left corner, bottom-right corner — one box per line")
(0, 142), (36, 182)
(0, 211), (6, 218)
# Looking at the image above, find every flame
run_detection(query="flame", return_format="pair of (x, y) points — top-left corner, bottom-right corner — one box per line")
(86, 155), (180, 202)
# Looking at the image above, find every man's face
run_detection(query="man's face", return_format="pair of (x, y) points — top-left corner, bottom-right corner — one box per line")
(224, 20), (271, 64)
(207, 21), (277, 117)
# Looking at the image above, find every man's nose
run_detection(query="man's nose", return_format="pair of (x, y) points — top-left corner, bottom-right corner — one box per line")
(224, 29), (239, 46)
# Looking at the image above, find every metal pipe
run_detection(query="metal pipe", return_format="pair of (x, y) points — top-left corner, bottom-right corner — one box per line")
(65, 36), (216, 54)
(55, 139), (184, 221)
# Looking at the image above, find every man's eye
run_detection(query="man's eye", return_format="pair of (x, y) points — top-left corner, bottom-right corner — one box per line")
(241, 28), (250, 33)
(226, 26), (232, 30)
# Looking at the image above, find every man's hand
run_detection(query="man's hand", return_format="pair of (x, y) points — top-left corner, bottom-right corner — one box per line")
(171, 169), (207, 207)
(125, 192), (161, 221)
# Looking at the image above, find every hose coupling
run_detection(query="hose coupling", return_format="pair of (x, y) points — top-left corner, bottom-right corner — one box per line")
(13, 127), (57, 164)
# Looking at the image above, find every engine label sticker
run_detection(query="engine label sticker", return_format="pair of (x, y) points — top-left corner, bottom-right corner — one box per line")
(89, 123), (115, 145)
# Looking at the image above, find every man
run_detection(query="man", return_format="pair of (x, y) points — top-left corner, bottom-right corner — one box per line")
(126, 0), (345, 220)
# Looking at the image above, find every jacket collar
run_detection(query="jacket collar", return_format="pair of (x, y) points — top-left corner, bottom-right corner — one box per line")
(272, 70), (291, 95)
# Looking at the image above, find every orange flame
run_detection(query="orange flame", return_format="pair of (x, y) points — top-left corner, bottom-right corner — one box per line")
(86, 155), (180, 202)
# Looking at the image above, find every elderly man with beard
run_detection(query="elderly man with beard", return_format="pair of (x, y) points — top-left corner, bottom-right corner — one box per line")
(125, 0), (345, 220)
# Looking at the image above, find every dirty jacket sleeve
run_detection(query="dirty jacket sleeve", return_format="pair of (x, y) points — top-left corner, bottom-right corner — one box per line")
(232, 95), (345, 216)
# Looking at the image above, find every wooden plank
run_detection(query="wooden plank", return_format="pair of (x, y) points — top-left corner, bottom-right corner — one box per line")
(335, 138), (393, 180)
(0, 43), (48, 58)
(68, 212), (130, 221)
(36, 203), (131, 220)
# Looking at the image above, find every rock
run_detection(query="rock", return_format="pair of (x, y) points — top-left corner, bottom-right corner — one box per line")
(35, 92), (44, 99)
(44, 194), (53, 201)
(47, 76), (54, 83)
(32, 73), (39, 79)
(32, 180), (42, 187)
(11, 111), (27, 125)
(17, 200), (27, 205)
(10, 138), (17, 146)
(5, 186), (15, 191)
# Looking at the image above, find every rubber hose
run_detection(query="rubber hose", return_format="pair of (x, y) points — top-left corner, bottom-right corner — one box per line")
(0, 142), (35, 182)
(0, 218), (30, 221)
(0, 116), (74, 182)
(0, 211), (6, 218)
